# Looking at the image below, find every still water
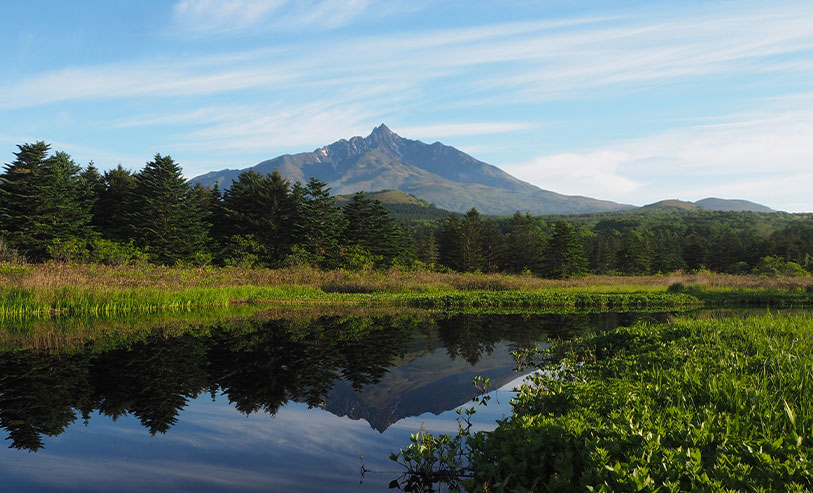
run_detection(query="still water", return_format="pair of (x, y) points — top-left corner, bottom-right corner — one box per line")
(0, 311), (673, 491)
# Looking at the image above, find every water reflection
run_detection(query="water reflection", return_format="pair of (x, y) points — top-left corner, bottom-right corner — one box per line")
(0, 311), (673, 453)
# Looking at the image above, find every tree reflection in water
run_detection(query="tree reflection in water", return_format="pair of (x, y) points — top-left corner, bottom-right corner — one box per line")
(0, 311), (671, 451)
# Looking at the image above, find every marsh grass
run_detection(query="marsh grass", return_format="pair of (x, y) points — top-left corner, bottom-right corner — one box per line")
(402, 291), (702, 309)
(0, 263), (811, 317)
(464, 314), (813, 491)
(0, 285), (357, 318)
(3, 263), (811, 292)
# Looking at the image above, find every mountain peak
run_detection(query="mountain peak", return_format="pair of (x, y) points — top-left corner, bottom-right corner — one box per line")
(369, 123), (394, 137)
(191, 126), (632, 215)
(364, 123), (402, 151)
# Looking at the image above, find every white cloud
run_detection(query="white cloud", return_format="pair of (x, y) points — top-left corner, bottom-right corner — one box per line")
(173, 0), (286, 33)
(4, 1), (813, 206)
(0, 61), (297, 110)
(5, 4), (813, 111)
(176, 102), (381, 154)
(172, 0), (381, 34)
(505, 104), (813, 211)
(503, 150), (643, 199)
(397, 122), (534, 139)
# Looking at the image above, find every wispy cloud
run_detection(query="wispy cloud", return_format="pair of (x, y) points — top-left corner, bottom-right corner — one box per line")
(504, 150), (643, 199)
(175, 102), (383, 153)
(504, 103), (813, 211)
(396, 122), (534, 139)
(4, 5), (813, 112)
(0, 60), (297, 110)
(3, 1), (813, 210)
(173, 0), (286, 33)
(172, 0), (388, 34)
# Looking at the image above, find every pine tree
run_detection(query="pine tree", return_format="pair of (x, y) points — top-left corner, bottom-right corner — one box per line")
(40, 151), (93, 244)
(0, 143), (92, 260)
(504, 212), (545, 274)
(459, 208), (485, 272)
(0, 142), (50, 257)
(414, 227), (439, 265)
(479, 218), (505, 273)
(299, 178), (343, 268)
(543, 221), (588, 279)
(682, 232), (707, 271)
(341, 192), (403, 267)
(617, 229), (651, 274)
(127, 154), (207, 264)
(264, 169), (297, 264)
(78, 162), (105, 230)
(97, 165), (137, 241)
(220, 169), (297, 266)
(188, 183), (221, 263)
(438, 213), (463, 271)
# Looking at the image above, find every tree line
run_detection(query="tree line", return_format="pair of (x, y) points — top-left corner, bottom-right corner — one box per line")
(429, 207), (813, 277)
(0, 142), (412, 269)
(1, 142), (811, 277)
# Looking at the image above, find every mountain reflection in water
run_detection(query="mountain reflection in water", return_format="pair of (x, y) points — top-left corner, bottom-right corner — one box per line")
(0, 311), (672, 491)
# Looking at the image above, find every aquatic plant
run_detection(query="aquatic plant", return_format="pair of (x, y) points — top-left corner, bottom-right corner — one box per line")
(462, 314), (813, 491)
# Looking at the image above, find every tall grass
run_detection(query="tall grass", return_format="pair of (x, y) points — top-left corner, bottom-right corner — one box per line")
(2, 262), (811, 292)
(0, 285), (348, 318)
(404, 291), (702, 309)
(0, 263), (810, 318)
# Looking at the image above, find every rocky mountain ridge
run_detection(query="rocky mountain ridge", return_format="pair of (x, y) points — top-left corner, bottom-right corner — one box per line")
(191, 124), (633, 215)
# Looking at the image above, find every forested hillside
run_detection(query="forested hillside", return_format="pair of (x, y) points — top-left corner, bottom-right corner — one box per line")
(1, 142), (811, 278)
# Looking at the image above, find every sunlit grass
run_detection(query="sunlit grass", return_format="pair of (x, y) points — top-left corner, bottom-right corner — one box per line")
(0, 263), (810, 317)
(466, 314), (813, 491)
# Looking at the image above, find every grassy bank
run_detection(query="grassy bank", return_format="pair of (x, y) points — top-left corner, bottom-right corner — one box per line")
(0, 263), (810, 317)
(0, 284), (703, 318)
(2, 262), (811, 292)
(460, 315), (813, 491)
(679, 284), (813, 307)
(404, 291), (701, 309)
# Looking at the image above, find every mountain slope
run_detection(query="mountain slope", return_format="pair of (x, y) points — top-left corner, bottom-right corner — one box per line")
(641, 199), (703, 211)
(191, 124), (633, 215)
(694, 197), (775, 212)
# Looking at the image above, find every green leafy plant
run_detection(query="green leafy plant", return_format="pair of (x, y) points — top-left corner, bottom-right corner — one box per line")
(390, 377), (493, 492)
(462, 315), (813, 491)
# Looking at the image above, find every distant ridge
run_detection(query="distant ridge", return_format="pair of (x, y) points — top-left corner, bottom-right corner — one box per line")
(642, 199), (702, 211)
(694, 197), (775, 212)
(191, 124), (634, 215)
(642, 197), (775, 213)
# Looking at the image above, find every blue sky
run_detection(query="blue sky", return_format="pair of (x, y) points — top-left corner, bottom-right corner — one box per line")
(1, 0), (812, 211)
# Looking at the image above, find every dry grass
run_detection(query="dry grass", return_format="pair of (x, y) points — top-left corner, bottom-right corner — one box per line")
(0, 263), (809, 293)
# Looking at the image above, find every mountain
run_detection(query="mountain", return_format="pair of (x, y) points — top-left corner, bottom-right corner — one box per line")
(694, 197), (775, 212)
(641, 198), (775, 213)
(321, 342), (526, 432)
(641, 199), (703, 211)
(191, 124), (633, 215)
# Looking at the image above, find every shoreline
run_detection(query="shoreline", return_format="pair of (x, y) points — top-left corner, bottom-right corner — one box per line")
(0, 263), (810, 317)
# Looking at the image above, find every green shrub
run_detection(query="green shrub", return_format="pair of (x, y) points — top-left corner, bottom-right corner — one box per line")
(86, 239), (149, 266)
(47, 238), (149, 265)
(341, 245), (380, 271)
(753, 255), (810, 277)
(223, 234), (266, 268)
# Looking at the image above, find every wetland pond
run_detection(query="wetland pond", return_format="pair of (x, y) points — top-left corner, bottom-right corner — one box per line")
(0, 310), (679, 491)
